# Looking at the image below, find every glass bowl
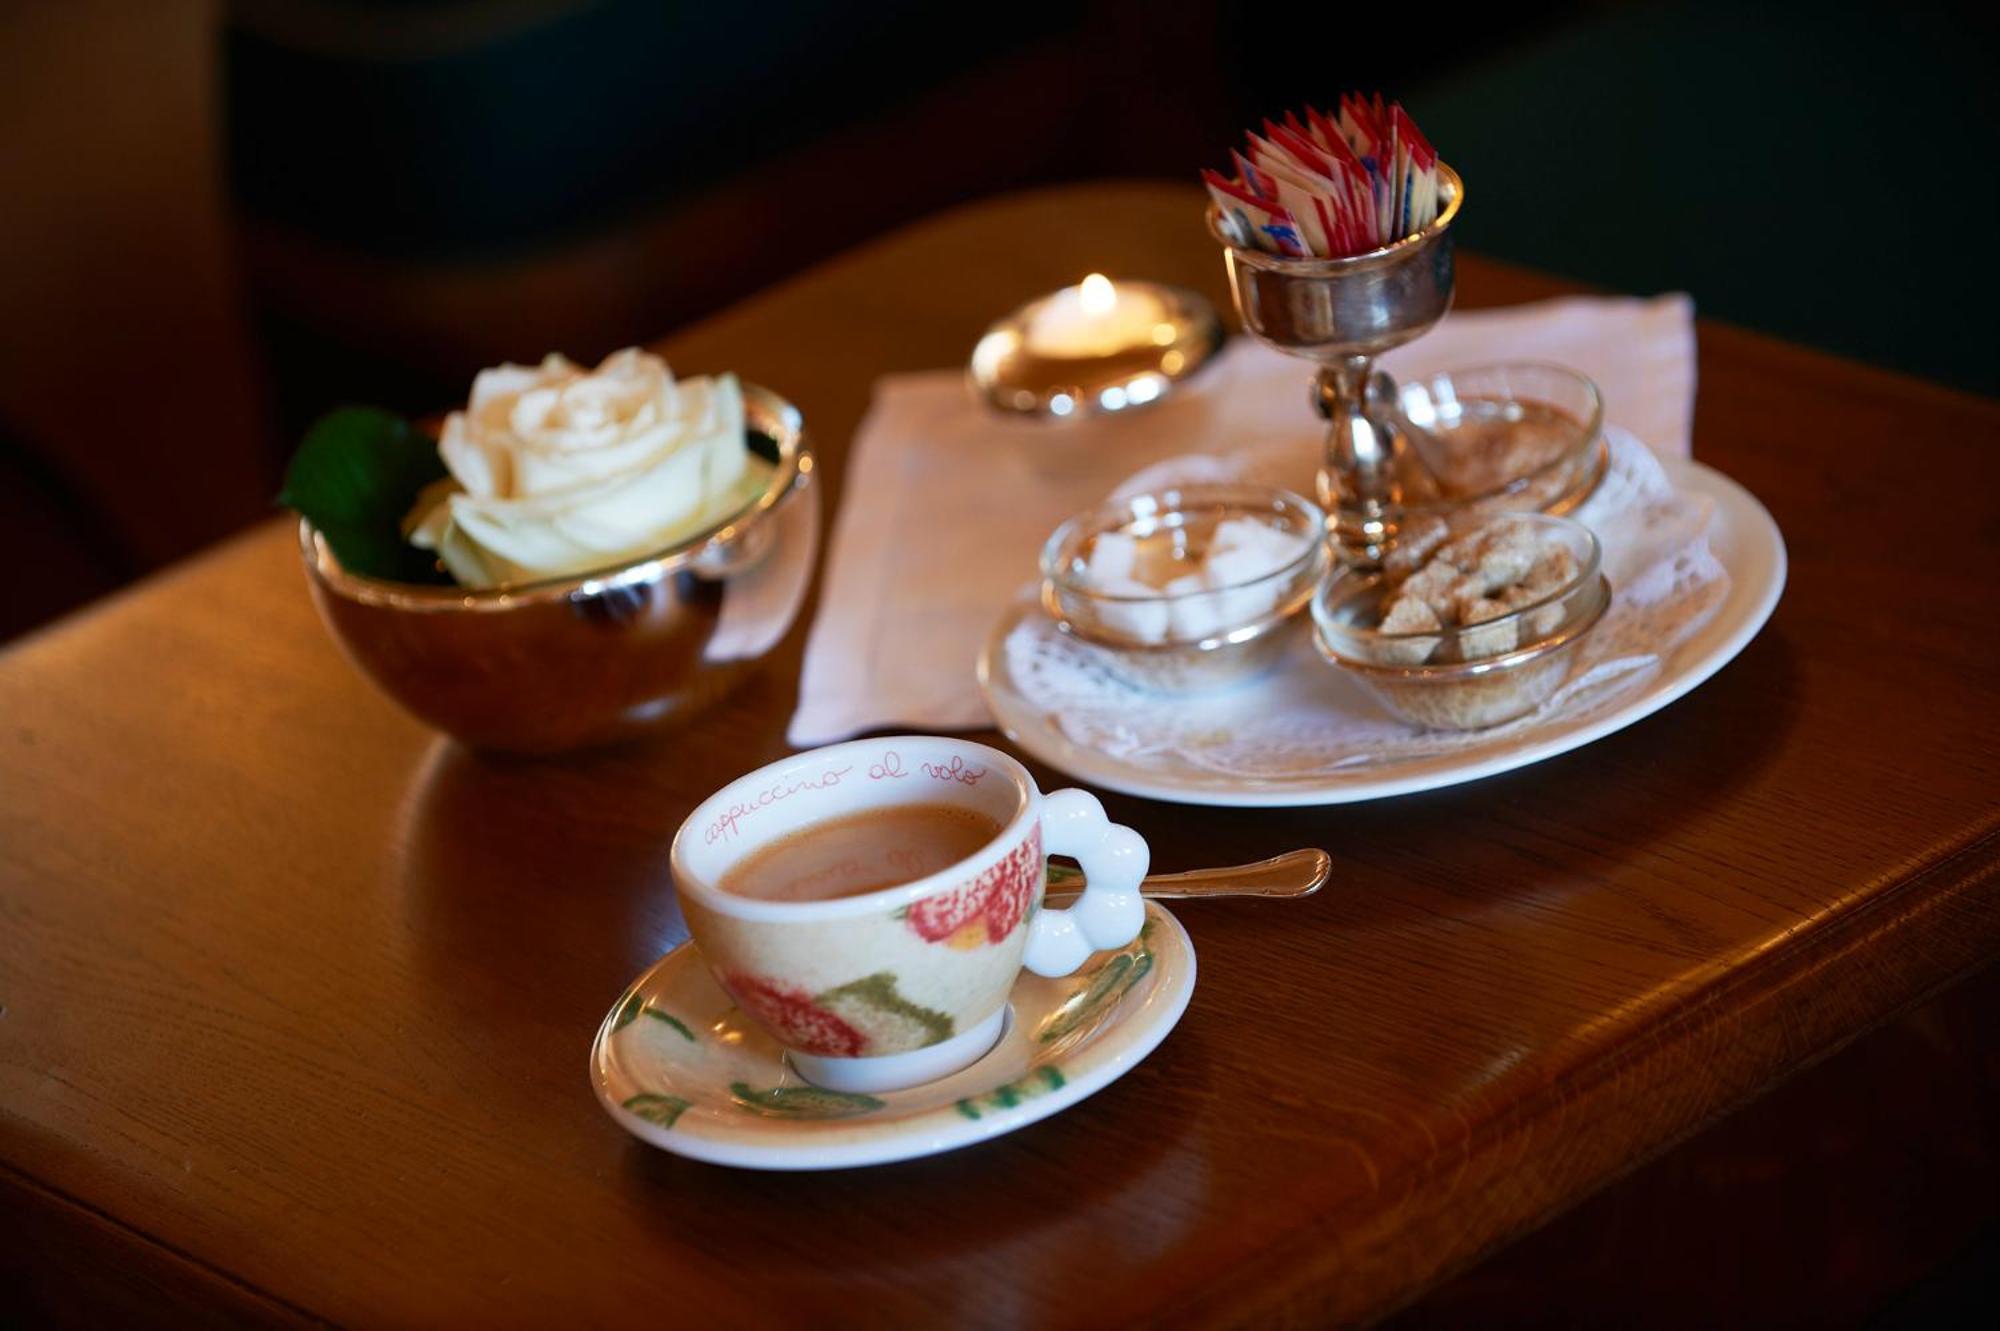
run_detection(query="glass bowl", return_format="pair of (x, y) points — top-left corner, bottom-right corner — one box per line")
(1311, 513), (1610, 730)
(1039, 483), (1329, 693)
(1333, 362), (1609, 564)
(301, 382), (817, 754)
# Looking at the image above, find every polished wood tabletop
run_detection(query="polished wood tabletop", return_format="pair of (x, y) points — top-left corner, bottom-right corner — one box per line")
(3, 183), (1997, 1329)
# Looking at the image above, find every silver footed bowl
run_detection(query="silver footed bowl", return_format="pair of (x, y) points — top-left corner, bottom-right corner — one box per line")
(1210, 168), (1461, 360)
(1209, 165), (1466, 565)
(301, 382), (818, 755)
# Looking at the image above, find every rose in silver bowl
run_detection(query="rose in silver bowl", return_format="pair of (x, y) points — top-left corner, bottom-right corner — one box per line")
(300, 382), (816, 754)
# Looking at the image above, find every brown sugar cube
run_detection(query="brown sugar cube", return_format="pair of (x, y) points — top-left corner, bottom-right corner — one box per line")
(1384, 517), (1450, 582)
(1467, 521), (1541, 589)
(1453, 595), (1519, 661)
(1373, 594), (1443, 666)
(1381, 593), (1441, 633)
(1399, 561), (1462, 618)
(1500, 581), (1567, 640)
(1521, 543), (1580, 596)
(1445, 572), (1491, 617)
(1452, 585), (1493, 621)
(1435, 514), (1527, 561)
(1433, 530), (1482, 570)
(1438, 516), (1539, 593)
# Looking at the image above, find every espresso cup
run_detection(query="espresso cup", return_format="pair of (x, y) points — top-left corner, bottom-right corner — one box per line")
(671, 736), (1148, 1093)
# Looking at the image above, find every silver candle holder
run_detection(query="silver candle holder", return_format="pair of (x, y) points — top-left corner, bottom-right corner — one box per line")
(969, 278), (1223, 421)
(1209, 166), (1464, 564)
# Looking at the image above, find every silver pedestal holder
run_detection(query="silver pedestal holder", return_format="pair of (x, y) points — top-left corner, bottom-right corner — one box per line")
(1209, 166), (1464, 566)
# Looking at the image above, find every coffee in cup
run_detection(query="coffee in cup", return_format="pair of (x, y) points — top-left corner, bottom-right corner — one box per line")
(719, 803), (1003, 903)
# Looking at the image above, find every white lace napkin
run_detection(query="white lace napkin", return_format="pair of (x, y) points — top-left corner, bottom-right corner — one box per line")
(790, 294), (1697, 745)
(1000, 427), (1728, 776)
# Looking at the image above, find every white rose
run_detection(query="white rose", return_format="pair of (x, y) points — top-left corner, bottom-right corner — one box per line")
(404, 348), (768, 587)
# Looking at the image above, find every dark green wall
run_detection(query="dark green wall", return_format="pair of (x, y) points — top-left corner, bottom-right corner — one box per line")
(1405, 1), (1997, 394)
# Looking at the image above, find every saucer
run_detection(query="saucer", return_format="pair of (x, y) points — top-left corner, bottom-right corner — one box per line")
(590, 900), (1195, 1170)
(980, 454), (1785, 806)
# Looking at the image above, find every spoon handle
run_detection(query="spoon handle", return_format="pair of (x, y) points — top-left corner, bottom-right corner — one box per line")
(1049, 848), (1332, 901)
(1139, 848), (1331, 900)
(1048, 843), (1328, 895)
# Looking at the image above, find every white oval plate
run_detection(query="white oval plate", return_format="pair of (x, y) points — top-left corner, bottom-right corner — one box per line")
(591, 900), (1194, 1170)
(978, 458), (1785, 808)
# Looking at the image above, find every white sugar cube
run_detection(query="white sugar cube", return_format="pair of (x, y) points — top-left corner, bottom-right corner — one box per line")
(1210, 516), (1280, 553)
(1209, 517), (1308, 570)
(1201, 544), (1283, 589)
(1085, 531), (1139, 584)
(1166, 588), (1235, 640)
(1220, 580), (1283, 623)
(1093, 591), (1170, 643)
(1076, 513), (1312, 647)
(1202, 519), (1309, 607)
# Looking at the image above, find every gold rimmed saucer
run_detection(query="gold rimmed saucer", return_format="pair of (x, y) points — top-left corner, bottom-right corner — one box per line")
(590, 901), (1194, 1170)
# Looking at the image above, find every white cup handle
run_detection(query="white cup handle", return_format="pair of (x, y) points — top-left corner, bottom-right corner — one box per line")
(1022, 789), (1148, 977)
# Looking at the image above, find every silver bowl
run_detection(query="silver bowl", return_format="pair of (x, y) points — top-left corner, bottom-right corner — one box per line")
(1208, 164), (1465, 564)
(301, 383), (818, 754)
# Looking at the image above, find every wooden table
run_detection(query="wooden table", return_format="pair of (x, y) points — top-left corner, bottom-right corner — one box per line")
(4, 183), (1997, 1329)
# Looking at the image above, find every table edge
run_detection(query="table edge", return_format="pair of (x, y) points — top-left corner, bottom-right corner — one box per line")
(1175, 819), (2000, 1327)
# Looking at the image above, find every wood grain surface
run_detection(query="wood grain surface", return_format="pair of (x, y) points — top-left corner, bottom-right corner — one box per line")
(3, 183), (1997, 1329)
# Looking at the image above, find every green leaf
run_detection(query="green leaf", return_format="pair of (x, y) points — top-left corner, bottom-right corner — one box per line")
(955, 1065), (1066, 1120)
(622, 1092), (692, 1129)
(816, 972), (955, 1047)
(279, 406), (452, 584)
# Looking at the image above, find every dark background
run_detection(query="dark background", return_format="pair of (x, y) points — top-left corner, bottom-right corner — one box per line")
(2, 0), (1992, 644)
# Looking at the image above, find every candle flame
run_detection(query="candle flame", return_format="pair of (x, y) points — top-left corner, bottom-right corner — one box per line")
(1079, 273), (1116, 316)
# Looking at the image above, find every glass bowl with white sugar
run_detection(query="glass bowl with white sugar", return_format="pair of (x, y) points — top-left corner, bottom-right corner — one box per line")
(1038, 483), (1329, 693)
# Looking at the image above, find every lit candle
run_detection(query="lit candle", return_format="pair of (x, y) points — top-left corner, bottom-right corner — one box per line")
(1023, 273), (1171, 359)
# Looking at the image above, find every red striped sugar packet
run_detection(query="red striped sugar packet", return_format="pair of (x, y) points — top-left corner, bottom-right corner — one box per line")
(1336, 95), (1392, 249)
(1230, 148), (1276, 202)
(1338, 92), (1389, 161)
(1304, 110), (1382, 249)
(1384, 109), (1404, 242)
(1333, 94), (1377, 181)
(1202, 170), (1308, 257)
(1205, 95), (1443, 258)
(1256, 124), (1386, 256)
(1390, 104), (1437, 234)
(1246, 138), (1351, 257)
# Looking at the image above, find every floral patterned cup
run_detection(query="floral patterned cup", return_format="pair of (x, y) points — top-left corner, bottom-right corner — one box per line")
(672, 736), (1149, 1093)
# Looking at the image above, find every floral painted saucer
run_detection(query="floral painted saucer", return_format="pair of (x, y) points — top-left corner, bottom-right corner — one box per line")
(590, 899), (1194, 1170)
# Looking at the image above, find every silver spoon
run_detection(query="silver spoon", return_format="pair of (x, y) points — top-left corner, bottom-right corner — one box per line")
(1049, 848), (1331, 901)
